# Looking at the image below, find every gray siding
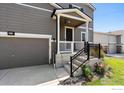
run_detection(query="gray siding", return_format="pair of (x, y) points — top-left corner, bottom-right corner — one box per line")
(25, 3), (55, 11)
(75, 28), (85, 41)
(88, 30), (93, 42)
(0, 3), (56, 38)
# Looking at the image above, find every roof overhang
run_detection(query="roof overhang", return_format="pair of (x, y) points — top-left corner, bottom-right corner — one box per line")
(51, 8), (92, 22)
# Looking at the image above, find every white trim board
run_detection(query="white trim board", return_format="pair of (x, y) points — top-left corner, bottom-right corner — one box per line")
(0, 32), (52, 39)
(16, 3), (53, 12)
(78, 26), (93, 30)
(0, 32), (52, 64)
(59, 14), (87, 22)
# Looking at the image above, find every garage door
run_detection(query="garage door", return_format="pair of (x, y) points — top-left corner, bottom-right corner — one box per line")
(0, 37), (49, 69)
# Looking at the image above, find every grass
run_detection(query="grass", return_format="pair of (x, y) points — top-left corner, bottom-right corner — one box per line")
(86, 57), (124, 85)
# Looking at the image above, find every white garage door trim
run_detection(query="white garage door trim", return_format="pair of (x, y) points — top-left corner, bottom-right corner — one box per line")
(0, 32), (52, 64)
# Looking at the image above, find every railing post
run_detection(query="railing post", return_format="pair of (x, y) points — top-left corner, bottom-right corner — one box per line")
(84, 41), (86, 53)
(87, 42), (90, 60)
(98, 43), (101, 59)
(70, 56), (73, 77)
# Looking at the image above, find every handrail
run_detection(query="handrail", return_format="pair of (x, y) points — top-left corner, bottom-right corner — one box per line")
(70, 42), (101, 77)
(72, 59), (88, 74)
(71, 48), (85, 60)
(70, 42), (88, 77)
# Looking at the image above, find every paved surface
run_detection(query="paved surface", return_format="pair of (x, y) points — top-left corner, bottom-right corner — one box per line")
(0, 65), (69, 85)
(106, 54), (124, 58)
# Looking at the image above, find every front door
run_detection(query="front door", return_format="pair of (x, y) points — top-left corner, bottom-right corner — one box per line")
(65, 27), (74, 51)
(65, 27), (73, 41)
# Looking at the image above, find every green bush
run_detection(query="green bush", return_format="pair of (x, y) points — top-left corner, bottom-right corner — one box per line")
(82, 65), (93, 81)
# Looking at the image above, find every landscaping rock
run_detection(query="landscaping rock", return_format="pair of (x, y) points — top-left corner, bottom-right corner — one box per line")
(58, 76), (86, 85)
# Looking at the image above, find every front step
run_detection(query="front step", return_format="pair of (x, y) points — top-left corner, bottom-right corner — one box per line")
(76, 56), (87, 62)
(64, 57), (101, 77)
(64, 63), (82, 77)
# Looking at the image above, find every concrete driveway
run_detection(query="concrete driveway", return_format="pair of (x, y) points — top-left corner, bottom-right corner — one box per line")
(0, 65), (57, 85)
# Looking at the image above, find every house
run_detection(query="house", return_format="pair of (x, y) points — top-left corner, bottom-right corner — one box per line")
(0, 3), (95, 69)
(94, 31), (123, 54)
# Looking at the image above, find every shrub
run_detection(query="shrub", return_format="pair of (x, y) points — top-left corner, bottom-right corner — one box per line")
(94, 62), (105, 75)
(82, 65), (93, 81)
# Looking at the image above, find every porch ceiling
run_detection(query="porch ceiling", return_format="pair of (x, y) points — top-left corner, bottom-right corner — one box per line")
(60, 16), (85, 27)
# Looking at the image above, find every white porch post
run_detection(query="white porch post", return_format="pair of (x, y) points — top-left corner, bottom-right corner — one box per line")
(86, 21), (89, 42)
(71, 28), (74, 53)
(57, 15), (60, 54)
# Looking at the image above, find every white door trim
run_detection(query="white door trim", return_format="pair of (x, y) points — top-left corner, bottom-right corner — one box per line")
(64, 26), (74, 41)
(0, 32), (52, 64)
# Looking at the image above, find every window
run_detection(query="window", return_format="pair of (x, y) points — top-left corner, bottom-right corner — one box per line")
(81, 32), (85, 41)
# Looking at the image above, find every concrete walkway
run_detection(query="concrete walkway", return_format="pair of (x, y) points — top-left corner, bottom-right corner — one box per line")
(0, 65), (69, 85)
(106, 53), (124, 58)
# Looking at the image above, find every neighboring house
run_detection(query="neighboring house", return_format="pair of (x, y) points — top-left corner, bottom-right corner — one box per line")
(94, 31), (123, 54)
(0, 3), (95, 69)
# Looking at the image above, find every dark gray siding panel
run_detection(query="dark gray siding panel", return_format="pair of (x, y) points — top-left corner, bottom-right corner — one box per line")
(74, 28), (85, 41)
(88, 30), (93, 42)
(74, 28), (93, 42)
(25, 3), (55, 11)
(60, 24), (65, 41)
(58, 3), (69, 8)
(0, 38), (49, 69)
(74, 3), (93, 18)
(0, 4), (56, 38)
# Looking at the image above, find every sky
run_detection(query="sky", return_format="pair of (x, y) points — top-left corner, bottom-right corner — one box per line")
(93, 3), (124, 32)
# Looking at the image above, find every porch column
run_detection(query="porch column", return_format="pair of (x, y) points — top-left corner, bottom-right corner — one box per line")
(57, 15), (60, 54)
(86, 21), (89, 42)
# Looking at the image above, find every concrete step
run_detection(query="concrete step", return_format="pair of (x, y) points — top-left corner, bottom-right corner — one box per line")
(64, 63), (82, 77)
(76, 56), (87, 62)
(72, 59), (82, 66)
(64, 63), (70, 74)
(72, 64), (82, 77)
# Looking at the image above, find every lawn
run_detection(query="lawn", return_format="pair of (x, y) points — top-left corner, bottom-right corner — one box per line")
(86, 57), (124, 85)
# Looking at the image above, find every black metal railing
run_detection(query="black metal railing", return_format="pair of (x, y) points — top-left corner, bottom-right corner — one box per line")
(70, 42), (101, 77)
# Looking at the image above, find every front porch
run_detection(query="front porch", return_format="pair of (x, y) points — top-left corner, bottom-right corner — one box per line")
(52, 8), (92, 54)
